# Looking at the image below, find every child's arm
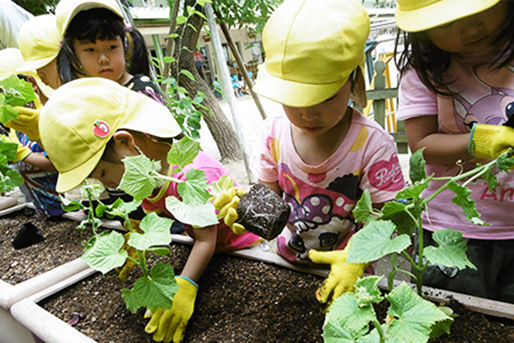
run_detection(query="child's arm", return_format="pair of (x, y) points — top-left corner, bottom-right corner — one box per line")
(145, 225), (217, 343)
(404, 114), (471, 165)
(259, 180), (281, 196)
(180, 225), (217, 281)
(23, 153), (57, 171)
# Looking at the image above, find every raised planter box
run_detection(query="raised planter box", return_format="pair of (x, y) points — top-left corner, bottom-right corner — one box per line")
(7, 236), (514, 343)
(0, 204), (123, 342)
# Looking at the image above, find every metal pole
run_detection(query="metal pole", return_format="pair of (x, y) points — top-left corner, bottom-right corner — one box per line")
(204, 3), (254, 184)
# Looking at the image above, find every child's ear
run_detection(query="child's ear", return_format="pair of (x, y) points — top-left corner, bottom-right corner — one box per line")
(112, 130), (138, 153)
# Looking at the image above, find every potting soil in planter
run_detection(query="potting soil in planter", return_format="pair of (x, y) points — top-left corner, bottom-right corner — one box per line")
(40, 244), (326, 343)
(0, 208), (92, 284)
(39, 242), (514, 343)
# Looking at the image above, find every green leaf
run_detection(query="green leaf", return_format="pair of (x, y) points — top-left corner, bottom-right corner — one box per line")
(0, 103), (19, 124)
(167, 136), (200, 171)
(0, 75), (36, 107)
(447, 180), (486, 225)
(430, 306), (455, 339)
(179, 69), (195, 81)
(379, 201), (416, 236)
(59, 197), (85, 212)
(395, 181), (428, 200)
(128, 212), (173, 250)
(122, 262), (178, 313)
(323, 292), (375, 341)
(353, 189), (373, 223)
(177, 169), (211, 205)
(0, 166), (24, 193)
(176, 15), (187, 24)
(165, 196), (218, 227)
(386, 283), (451, 343)
(496, 152), (514, 172)
(481, 167), (498, 191)
(99, 198), (142, 219)
(409, 149), (427, 183)
(81, 178), (106, 200)
(82, 231), (128, 273)
(423, 229), (476, 270)
(0, 139), (18, 162)
(354, 276), (384, 307)
(119, 155), (162, 201)
(347, 221), (411, 264)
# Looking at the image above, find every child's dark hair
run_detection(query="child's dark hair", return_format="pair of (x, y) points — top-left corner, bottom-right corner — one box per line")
(58, 8), (126, 83)
(125, 27), (151, 76)
(394, 2), (514, 95)
(58, 8), (152, 83)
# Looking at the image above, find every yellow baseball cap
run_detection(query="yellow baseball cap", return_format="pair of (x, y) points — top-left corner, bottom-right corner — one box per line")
(254, 0), (369, 108)
(56, 0), (124, 37)
(39, 77), (182, 193)
(395, 0), (500, 32)
(0, 48), (24, 80)
(17, 14), (60, 73)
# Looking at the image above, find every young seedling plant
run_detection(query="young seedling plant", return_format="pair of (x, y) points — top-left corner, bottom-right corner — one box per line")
(323, 148), (514, 343)
(62, 136), (231, 314)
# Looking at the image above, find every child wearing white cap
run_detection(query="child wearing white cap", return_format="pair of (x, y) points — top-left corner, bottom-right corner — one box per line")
(394, 0), (514, 302)
(39, 77), (262, 343)
(252, 0), (405, 305)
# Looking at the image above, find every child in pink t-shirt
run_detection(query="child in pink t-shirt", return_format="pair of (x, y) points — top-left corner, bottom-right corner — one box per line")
(38, 77), (261, 343)
(252, 0), (405, 304)
(395, 0), (514, 302)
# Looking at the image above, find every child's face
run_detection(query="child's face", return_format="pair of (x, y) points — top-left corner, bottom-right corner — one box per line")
(89, 159), (125, 189)
(73, 36), (128, 84)
(426, 1), (508, 55)
(282, 80), (352, 137)
(37, 58), (61, 89)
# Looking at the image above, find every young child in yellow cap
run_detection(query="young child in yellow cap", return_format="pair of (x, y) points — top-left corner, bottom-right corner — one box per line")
(55, 0), (163, 103)
(0, 15), (65, 216)
(39, 77), (262, 343)
(251, 0), (405, 305)
(394, 0), (514, 302)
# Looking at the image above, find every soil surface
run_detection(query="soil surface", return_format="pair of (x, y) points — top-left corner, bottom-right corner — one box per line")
(1, 208), (513, 342)
(0, 208), (92, 285)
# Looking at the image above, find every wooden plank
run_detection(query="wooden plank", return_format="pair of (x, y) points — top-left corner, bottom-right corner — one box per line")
(366, 88), (398, 100)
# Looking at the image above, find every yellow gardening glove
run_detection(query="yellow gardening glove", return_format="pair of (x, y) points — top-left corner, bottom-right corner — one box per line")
(0, 130), (31, 162)
(212, 180), (247, 235)
(117, 219), (142, 281)
(308, 243), (367, 305)
(145, 276), (198, 343)
(5, 106), (41, 141)
(468, 124), (514, 160)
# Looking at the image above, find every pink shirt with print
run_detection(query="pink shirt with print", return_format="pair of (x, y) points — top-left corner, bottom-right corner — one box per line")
(142, 151), (262, 252)
(253, 110), (405, 263)
(398, 59), (514, 240)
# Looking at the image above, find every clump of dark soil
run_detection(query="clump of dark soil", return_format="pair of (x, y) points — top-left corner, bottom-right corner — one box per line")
(1, 208), (513, 342)
(0, 208), (92, 284)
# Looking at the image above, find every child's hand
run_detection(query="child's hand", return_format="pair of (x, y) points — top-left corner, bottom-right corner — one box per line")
(211, 177), (247, 234)
(145, 276), (198, 343)
(308, 243), (367, 305)
(5, 106), (41, 141)
(468, 124), (514, 160)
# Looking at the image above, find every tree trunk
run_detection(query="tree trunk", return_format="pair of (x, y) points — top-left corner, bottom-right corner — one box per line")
(173, 0), (242, 162)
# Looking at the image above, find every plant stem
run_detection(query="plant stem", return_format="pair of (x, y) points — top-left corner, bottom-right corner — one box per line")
(415, 215), (425, 295)
(372, 319), (385, 343)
